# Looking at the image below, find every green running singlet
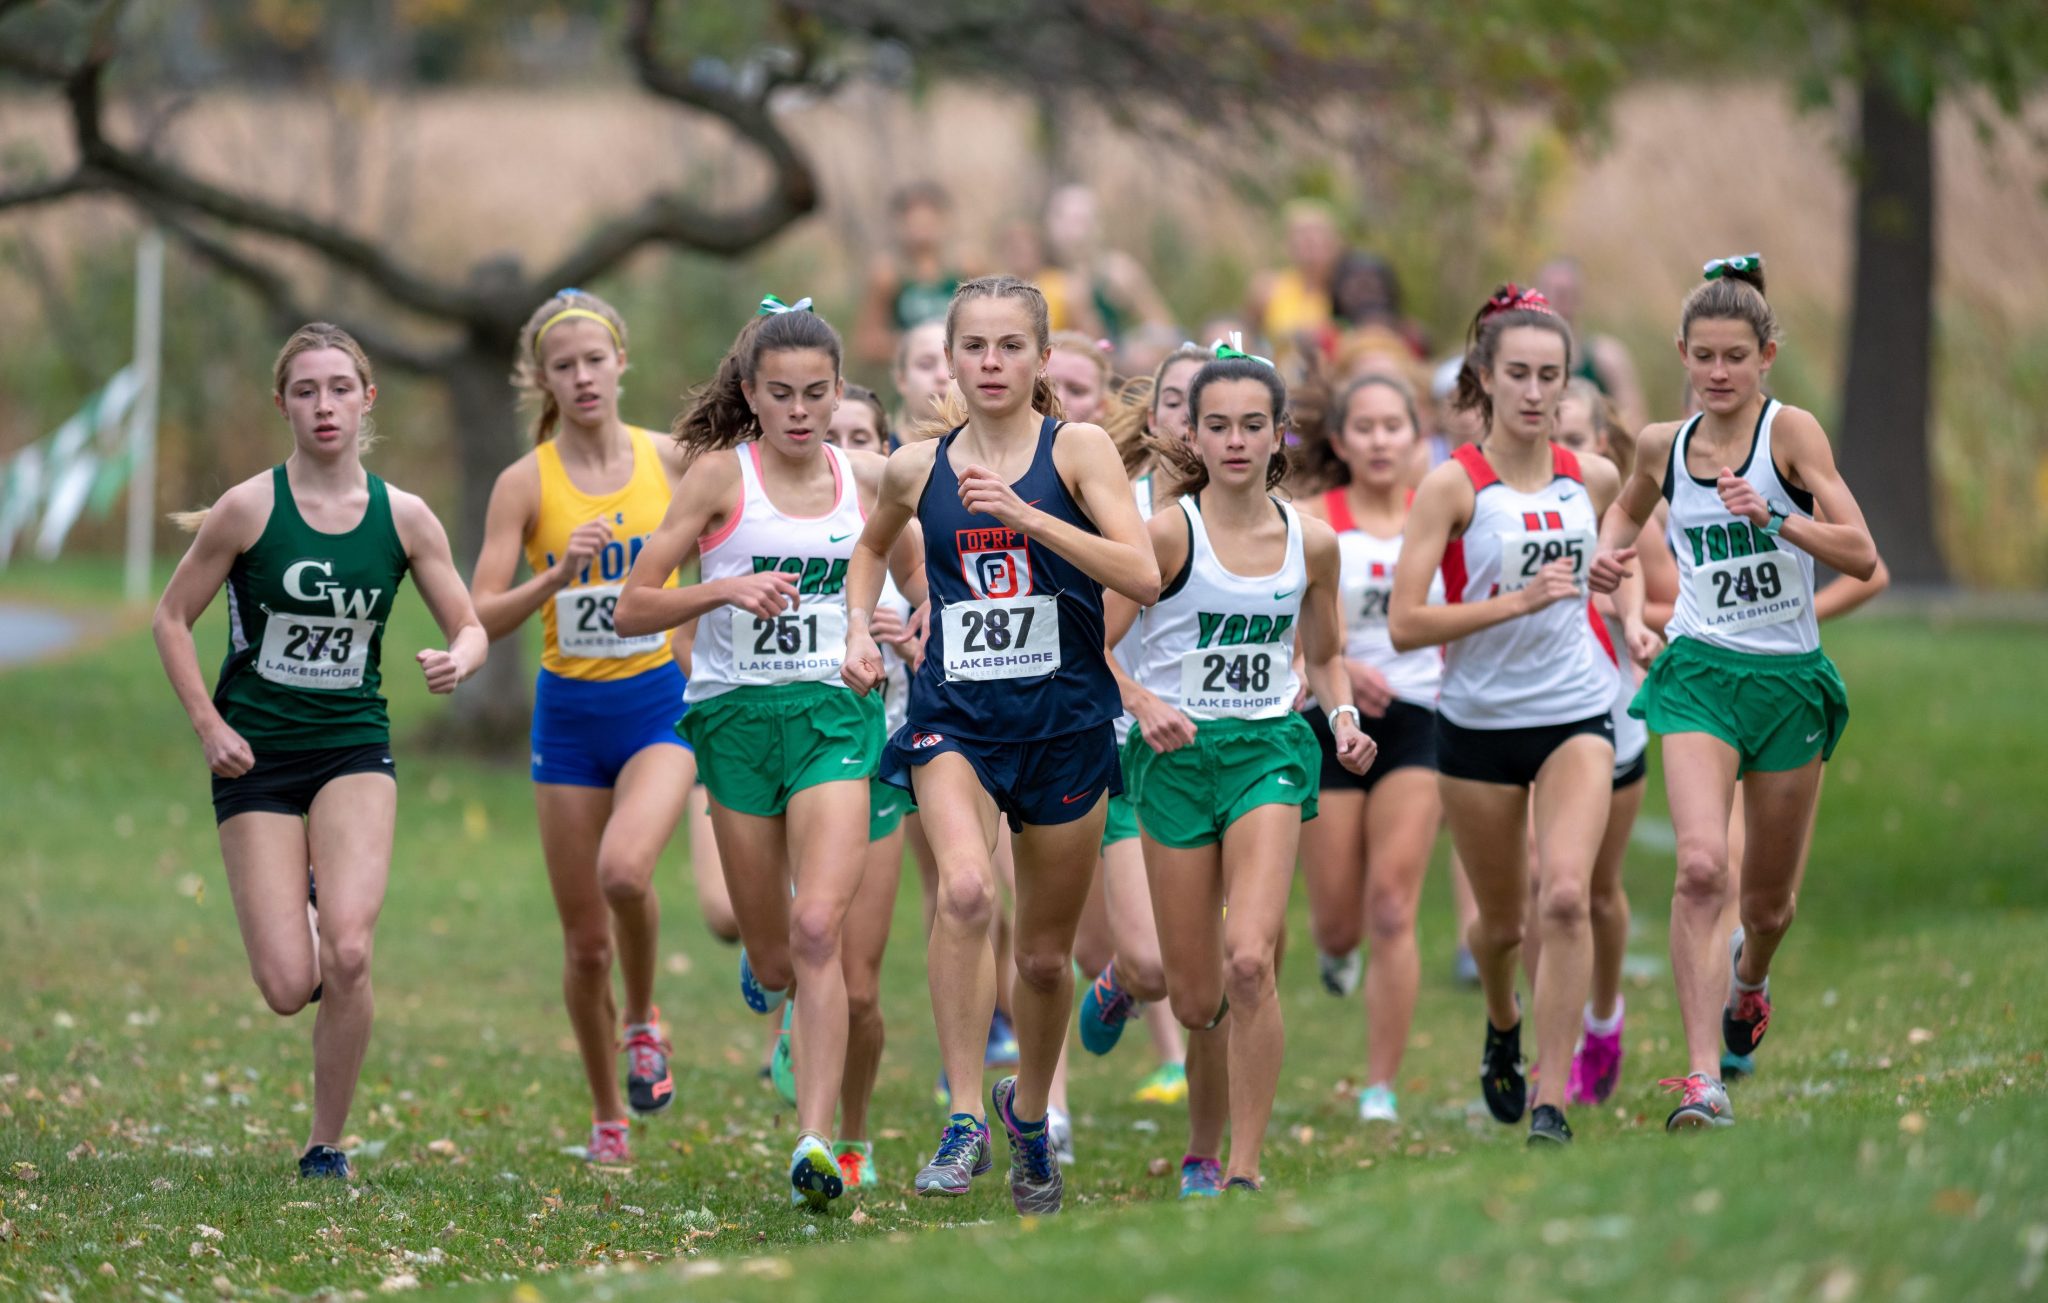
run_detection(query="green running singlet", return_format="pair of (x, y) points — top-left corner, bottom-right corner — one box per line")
(213, 465), (410, 750)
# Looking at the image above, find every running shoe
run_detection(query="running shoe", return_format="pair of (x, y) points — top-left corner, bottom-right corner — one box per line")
(1133, 1061), (1188, 1105)
(1526, 1104), (1573, 1146)
(1048, 1107), (1074, 1166)
(992, 1076), (1063, 1215)
(739, 949), (787, 1015)
(1357, 1082), (1399, 1124)
(932, 1068), (952, 1111)
(1079, 963), (1137, 1055)
(1318, 949), (1363, 998)
(834, 1140), (875, 1193)
(1661, 1073), (1734, 1131)
(789, 1133), (843, 1210)
(586, 1119), (631, 1165)
(1224, 1176), (1261, 1193)
(1722, 929), (1772, 1061)
(914, 1114), (992, 1197)
(769, 1005), (797, 1106)
(1453, 946), (1481, 988)
(1568, 1009), (1626, 1107)
(623, 1013), (675, 1116)
(986, 1010), (1020, 1068)
(1178, 1154), (1223, 1199)
(1480, 1017), (1528, 1124)
(298, 1144), (350, 1180)
(1720, 1048), (1756, 1080)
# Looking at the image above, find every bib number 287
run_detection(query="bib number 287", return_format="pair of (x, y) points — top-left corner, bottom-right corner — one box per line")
(942, 595), (1059, 681)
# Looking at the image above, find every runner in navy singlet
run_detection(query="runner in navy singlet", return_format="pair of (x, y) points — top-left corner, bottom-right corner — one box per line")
(839, 276), (1159, 1216)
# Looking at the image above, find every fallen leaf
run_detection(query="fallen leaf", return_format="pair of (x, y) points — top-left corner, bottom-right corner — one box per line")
(97, 1262), (114, 1276)
(189, 1241), (221, 1259)
(11, 1162), (38, 1183)
(426, 1138), (460, 1158)
(1146, 1157), (1171, 1178)
(848, 1208), (872, 1226)
(1899, 1112), (1928, 1135)
(379, 1271), (421, 1292)
(196, 1224), (224, 1240)
(67, 1140), (98, 1162)
(151, 1177), (174, 1192)
(1931, 1188), (1979, 1217)
(0, 1219), (13, 1242)
(1817, 1265), (1860, 1303)
(1907, 1027), (1935, 1045)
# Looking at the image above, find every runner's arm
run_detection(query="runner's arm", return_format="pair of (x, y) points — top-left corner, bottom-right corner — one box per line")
(467, 459), (581, 641)
(1298, 522), (1374, 772)
(393, 489), (488, 692)
(1766, 408), (1879, 581)
(842, 442), (931, 695)
(1812, 502), (1891, 621)
(151, 482), (265, 765)
(614, 451), (799, 637)
(1013, 421), (1162, 604)
(1388, 463), (1574, 651)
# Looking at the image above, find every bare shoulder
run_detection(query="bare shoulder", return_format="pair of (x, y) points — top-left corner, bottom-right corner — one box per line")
(1299, 512), (1340, 567)
(1635, 420), (1684, 460)
(648, 430), (692, 481)
(882, 437), (940, 496)
(1582, 451), (1621, 496)
(201, 472), (277, 549)
(490, 448), (542, 501)
(1769, 403), (1829, 446)
(846, 447), (890, 489)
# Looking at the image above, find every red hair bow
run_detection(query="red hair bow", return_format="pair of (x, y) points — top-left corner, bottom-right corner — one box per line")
(1480, 284), (1557, 322)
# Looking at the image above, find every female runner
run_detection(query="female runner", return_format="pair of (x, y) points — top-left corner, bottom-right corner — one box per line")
(1293, 371), (1446, 1126)
(840, 275), (1158, 1216)
(1111, 345), (1373, 1194)
(1590, 255), (1877, 1128)
(153, 324), (486, 1178)
(468, 289), (695, 1164)
(614, 297), (903, 1208)
(1389, 286), (1624, 1146)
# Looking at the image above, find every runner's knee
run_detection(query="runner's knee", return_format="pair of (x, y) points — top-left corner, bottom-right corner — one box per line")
(1223, 947), (1275, 1007)
(1013, 945), (1069, 996)
(1674, 841), (1729, 906)
(934, 869), (995, 933)
(788, 901), (841, 969)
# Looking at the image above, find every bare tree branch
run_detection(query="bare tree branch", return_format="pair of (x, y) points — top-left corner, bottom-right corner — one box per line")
(153, 208), (448, 374)
(62, 53), (489, 325)
(542, 0), (819, 291)
(0, 167), (102, 210)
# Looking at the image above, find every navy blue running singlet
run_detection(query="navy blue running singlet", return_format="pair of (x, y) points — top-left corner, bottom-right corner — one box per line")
(907, 416), (1120, 742)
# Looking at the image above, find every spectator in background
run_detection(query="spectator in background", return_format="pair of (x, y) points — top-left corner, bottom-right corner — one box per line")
(1331, 251), (1429, 360)
(1244, 200), (1342, 368)
(1534, 257), (1647, 434)
(855, 181), (978, 369)
(1036, 183), (1175, 346)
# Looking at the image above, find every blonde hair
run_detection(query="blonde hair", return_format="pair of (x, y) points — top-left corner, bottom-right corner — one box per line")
(513, 289), (629, 446)
(1101, 375), (1154, 475)
(173, 323), (379, 533)
(914, 276), (1066, 441)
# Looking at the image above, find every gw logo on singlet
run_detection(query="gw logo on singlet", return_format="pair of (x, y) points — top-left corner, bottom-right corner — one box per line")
(1195, 612), (1294, 648)
(752, 556), (849, 595)
(283, 560), (381, 618)
(1681, 520), (1780, 567)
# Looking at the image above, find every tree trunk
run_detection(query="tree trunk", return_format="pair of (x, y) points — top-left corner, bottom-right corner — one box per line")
(420, 332), (531, 754)
(1839, 74), (1944, 583)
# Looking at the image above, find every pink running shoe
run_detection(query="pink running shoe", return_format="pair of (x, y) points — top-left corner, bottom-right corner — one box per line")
(1569, 1020), (1626, 1106)
(587, 1119), (631, 1165)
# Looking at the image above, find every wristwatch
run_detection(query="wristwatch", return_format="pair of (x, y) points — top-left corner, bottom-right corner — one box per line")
(1328, 704), (1362, 730)
(1762, 507), (1788, 537)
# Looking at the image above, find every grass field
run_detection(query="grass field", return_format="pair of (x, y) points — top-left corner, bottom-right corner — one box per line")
(2, 562), (2044, 1301)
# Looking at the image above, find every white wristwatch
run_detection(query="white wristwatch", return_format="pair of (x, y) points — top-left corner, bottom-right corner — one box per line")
(1327, 704), (1361, 730)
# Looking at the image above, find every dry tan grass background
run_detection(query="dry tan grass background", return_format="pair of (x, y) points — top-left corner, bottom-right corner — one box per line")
(4, 80), (2045, 333)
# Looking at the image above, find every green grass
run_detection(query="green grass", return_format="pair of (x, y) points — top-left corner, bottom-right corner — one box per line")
(1, 562), (2044, 1301)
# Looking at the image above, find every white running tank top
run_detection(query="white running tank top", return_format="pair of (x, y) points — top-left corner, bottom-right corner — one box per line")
(1322, 487), (1443, 708)
(685, 441), (865, 703)
(1111, 471), (1156, 739)
(1601, 606), (1647, 770)
(1134, 495), (1306, 721)
(877, 569), (913, 736)
(1436, 443), (1613, 730)
(1662, 400), (1820, 655)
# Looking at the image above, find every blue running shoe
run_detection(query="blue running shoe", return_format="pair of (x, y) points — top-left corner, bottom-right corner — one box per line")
(1079, 963), (1137, 1056)
(739, 949), (787, 1016)
(298, 1145), (350, 1180)
(985, 1010), (1019, 1068)
(770, 1005), (796, 1106)
(992, 1076), (1063, 1215)
(1178, 1154), (1222, 1199)
(1224, 1175), (1261, 1194)
(914, 1114), (992, 1197)
(1720, 1048), (1756, 1080)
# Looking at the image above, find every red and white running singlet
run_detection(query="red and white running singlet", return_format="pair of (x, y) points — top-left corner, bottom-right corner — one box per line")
(1436, 443), (1613, 730)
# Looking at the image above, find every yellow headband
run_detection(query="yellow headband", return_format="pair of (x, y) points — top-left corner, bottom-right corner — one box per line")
(534, 307), (622, 357)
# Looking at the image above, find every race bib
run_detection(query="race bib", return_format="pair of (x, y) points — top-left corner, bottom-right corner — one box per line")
(1690, 552), (1811, 633)
(1354, 582), (1392, 626)
(941, 595), (1060, 682)
(1497, 529), (1594, 592)
(732, 604), (847, 685)
(257, 613), (375, 690)
(1178, 643), (1291, 720)
(554, 584), (667, 660)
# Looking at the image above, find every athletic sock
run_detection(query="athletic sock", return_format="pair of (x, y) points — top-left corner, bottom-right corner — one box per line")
(797, 1128), (830, 1149)
(1584, 998), (1624, 1037)
(625, 1021), (656, 1039)
(949, 1111), (984, 1129)
(1732, 973), (1767, 994)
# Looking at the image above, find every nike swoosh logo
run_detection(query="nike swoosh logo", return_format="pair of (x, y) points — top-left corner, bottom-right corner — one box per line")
(1061, 792), (1090, 804)
(1277, 777), (1298, 787)
(841, 757), (864, 764)
(1805, 730), (1823, 743)
(830, 532), (853, 543)
(1273, 590), (1296, 601)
